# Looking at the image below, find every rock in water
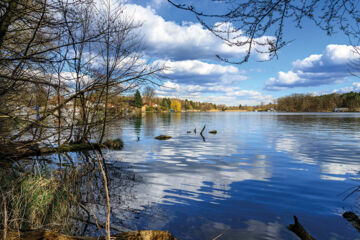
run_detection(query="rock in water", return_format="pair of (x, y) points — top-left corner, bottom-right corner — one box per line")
(155, 135), (172, 140)
(103, 138), (124, 150)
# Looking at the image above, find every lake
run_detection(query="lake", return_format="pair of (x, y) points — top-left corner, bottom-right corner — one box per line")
(104, 112), (360, 239)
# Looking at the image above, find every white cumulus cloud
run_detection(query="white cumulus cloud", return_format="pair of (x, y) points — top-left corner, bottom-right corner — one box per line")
(156, 80), (273, 105)
(332, 82), (360, 93)
(155, 59), (246, 84)
(125, 4), (273, 61)
(265, 44), (360, 90)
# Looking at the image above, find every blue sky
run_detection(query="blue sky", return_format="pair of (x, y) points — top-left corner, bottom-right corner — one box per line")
(124, 0), (360, 106)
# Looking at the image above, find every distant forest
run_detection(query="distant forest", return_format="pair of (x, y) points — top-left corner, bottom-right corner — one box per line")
(98, 91), (360, 113)
(274, 92), (360, 112)
(128, 91), (360, 112)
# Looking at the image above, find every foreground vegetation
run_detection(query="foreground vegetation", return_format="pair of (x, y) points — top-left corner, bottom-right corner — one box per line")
(1, 0), (360, 239)
(0, 160), (177, 240)
(0, 0), (162, 239)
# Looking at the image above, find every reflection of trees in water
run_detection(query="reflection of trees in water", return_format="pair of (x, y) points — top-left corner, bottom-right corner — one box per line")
(142, 113), (190, 136)
(144, 113), (156, 137)
(138, 113), (208, 138)
(171, 113), (181, 125)
(134, 117), (142, 137)
(160, 113), (171, 127)
(276, 114), (360, 130)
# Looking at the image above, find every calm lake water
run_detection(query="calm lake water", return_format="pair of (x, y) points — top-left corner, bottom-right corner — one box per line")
(105, 112), (360, 240)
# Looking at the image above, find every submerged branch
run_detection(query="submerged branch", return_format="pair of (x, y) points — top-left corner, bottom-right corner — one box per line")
(288, 216), (316, 240)
(200, 124), (206, 142)
(343, 211), (360, 233)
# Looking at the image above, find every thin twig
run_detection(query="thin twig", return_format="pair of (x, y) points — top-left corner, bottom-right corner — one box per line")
(2, 191), (7, 240)
(212, 233), (223, 240)
(95, 150), (111, 240)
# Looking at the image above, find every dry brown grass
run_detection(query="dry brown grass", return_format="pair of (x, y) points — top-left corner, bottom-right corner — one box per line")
(0, 167), (81, 235)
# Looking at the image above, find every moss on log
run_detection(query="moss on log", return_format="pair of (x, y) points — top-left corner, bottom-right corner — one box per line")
(155, 135), (172, 140)
(4, 230), (177, 240)
(39, 143), (101, 154)
(103, 138), (124, 150)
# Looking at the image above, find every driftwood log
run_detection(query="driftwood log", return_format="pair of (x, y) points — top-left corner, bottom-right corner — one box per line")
(0, 139), (123, 159)
(3, 230), (177, 240)
(288, 216), (316, 240)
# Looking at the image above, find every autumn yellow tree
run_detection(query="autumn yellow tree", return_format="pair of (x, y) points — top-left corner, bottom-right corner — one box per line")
(171, 100), (181, 112)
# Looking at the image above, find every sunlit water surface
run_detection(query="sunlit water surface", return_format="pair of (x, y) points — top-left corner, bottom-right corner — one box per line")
(104, 112), (360, 240)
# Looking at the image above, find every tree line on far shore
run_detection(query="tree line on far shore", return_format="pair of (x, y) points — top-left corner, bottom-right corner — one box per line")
(233, 92), (360, 112)
(274, 92), (360, 112)
(115, 90), (360, 113)
(132, 89), (220, 112)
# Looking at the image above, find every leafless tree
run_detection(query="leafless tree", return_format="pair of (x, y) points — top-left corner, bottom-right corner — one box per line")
(0, 0), (163, 145)
(0, 1), (164, 238)
(143, 86), (156, 105)
(92, 0), (163, 143)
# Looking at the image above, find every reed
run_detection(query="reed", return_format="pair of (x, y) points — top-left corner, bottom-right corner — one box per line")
(0, 168), (80, 235)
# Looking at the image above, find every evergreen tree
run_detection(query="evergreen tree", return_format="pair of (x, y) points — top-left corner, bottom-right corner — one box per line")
(166, 98), (172, 108)
(161, 98), (169, 109)
(134, 90), (143, 108)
